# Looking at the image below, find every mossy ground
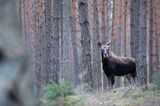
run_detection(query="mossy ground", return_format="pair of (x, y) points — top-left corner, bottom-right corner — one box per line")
(41, 84), (160, 106)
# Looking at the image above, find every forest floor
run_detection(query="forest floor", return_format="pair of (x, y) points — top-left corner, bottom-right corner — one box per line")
(79, 86), (160, 106)
(41, 84), (160, 106)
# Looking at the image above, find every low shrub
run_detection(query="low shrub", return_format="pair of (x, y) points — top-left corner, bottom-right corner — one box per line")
(154, 70), (160, 90)
(44, 80), (74, 100)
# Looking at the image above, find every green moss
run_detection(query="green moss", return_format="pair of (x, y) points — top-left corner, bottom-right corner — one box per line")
(63, 95), (82, 106)
(154, 71), (160, 90)
(40, 84), (160, 106)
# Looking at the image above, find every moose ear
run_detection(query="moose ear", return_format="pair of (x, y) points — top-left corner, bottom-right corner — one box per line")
(107, 40), (111, 45)
(97, 41), (102, 48)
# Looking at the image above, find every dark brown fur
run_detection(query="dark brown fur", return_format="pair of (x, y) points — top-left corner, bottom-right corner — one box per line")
(102, 52), (136, 87)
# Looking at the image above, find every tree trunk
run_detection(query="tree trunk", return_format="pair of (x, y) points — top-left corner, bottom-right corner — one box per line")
(49, 0), (61, 84)
(148, 0), (159, 82)
(130, 0), (147, 85)
(60, 0), (72, 82)
(78, 0), (93, 91)
(90, 0), (102, 90)
(0, 0), (34, 105)
(111, 0), (122, 87)
(98, 0), (110, 89)
(70, 0), (82, 85)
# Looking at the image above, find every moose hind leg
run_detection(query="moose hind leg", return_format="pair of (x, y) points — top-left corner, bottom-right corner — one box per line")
(131, 71), (137, 85)
(126, 74), (132, 84)
(126, 73), (136, 89)
(131, 66), (137, 85)
(132, 76), (136, 86)
(111, 76), (115, 88)
(107, 76), (111, 88)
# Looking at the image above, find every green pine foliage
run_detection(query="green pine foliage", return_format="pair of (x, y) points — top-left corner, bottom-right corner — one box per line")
(154, 70), (160, 90)
(44, 80), (74, 100)
(40, 81), (84, 106)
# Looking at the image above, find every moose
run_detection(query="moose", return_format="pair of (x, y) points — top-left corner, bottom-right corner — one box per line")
(98, 41), (137, 87)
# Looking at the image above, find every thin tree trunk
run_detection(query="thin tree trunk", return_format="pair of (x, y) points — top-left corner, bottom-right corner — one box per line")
(61, 0), (72, 82)
(70, 0), (81, 85)
(149, 0), (159, 82)
(111, 0), (122, 87)
(50, 0), (61, 84)
(90, 0), (101, 90)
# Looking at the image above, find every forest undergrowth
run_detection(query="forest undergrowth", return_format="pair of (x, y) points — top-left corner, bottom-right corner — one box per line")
(40, 71), (160, 106)
(41, 83), (160, 106)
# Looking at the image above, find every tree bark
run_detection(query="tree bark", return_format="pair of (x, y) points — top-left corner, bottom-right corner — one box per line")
(130, 0), (147, 85)
(60, 0), (72, 82)
(70, 0), (82, 85)
(78, 0), (93, 91)
(148, 0), (159, 82)
(49, 0), (61, 84)
(90, 0), (102, 90)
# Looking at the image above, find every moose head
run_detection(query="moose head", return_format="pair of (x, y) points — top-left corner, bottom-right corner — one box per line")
(98, 40), (111, 59)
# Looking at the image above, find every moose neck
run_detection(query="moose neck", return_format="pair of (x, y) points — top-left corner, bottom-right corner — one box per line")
(101, 52), (114, 65)
(102, 57), (109, 64)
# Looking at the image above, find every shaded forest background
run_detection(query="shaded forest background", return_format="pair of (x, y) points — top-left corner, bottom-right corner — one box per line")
(19, 0), (160, 98)
(1, 0), (160, 105)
